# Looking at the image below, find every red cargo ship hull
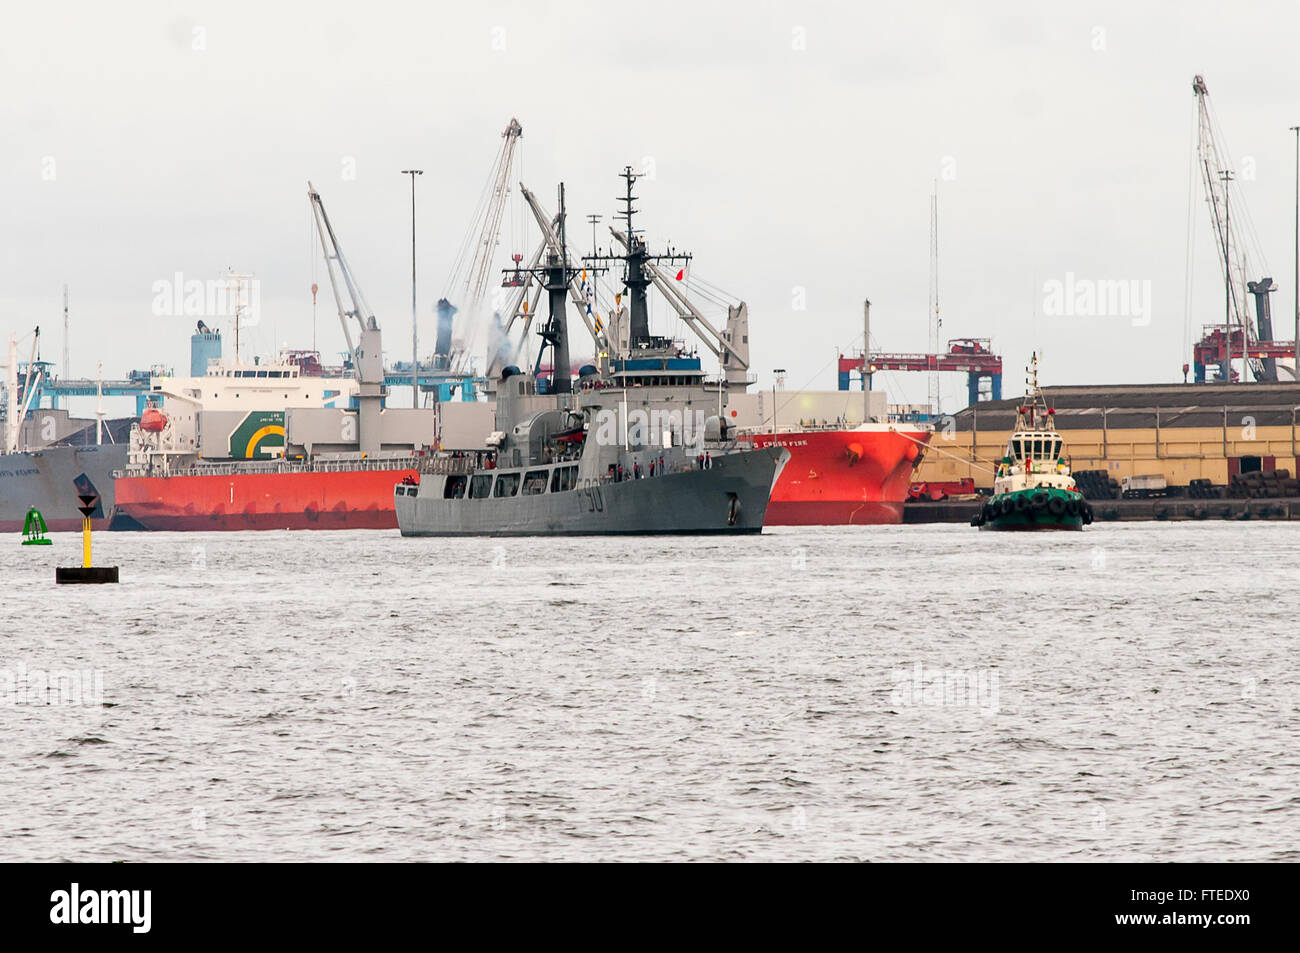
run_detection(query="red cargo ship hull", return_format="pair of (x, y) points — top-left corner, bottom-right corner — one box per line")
(113, 467), (415, 531)
(745, 425), (930, 525)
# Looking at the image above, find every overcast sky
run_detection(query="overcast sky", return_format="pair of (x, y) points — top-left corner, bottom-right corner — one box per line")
(4, 0), (1299, 415)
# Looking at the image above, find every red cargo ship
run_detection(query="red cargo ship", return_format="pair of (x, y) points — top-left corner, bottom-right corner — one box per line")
(113, 462), (415, 531)
(744, 424), (930, 525)
(113, 426), (928, 531)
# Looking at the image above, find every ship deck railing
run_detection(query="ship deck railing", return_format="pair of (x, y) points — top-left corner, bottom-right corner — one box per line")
(416, 455), (479, 475)
(113, 455), (426, 479)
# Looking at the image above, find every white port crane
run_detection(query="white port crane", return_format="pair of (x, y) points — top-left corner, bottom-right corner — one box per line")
(441, 118), (525, 376)
(1192, 74), (1279, 381)
(308, 181), (385, 455)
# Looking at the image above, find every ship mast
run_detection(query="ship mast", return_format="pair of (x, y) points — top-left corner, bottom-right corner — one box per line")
(540, 183), (576, 393)
(1016, 351), (1052, 431)
(504, 165), (753, 388)
(587, 167), (694, 352)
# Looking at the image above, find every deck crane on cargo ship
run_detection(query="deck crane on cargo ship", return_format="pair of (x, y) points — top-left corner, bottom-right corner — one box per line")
(1190, 74), (1295, 383)
(2, 328), (45, 454)
(307, 182), (385, 456)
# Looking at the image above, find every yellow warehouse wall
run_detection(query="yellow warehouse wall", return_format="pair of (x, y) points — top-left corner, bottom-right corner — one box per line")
(916, 424), (1300, 489)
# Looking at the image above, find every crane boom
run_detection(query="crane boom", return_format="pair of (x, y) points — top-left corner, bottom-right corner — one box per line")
(1192, 74), (1274, 380)
(462, 118), (523, 310)
(307, 181), (385, 454)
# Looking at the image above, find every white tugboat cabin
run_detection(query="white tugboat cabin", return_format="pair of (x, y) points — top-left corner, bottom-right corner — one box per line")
(973, 352), (1092, 531)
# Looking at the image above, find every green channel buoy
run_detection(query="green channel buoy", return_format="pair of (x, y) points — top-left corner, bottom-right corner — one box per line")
(21, 507), (52, 546)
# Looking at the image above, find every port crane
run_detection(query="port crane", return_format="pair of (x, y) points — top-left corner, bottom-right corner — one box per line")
(308, 181), (385, 455)
(838, 338), (1003, 407)
(1190, 74), (1295, 382)
(438, 118), (524, 377)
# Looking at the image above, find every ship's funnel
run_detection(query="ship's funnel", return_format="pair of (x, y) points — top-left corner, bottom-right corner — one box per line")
(191, 323), (222, 376)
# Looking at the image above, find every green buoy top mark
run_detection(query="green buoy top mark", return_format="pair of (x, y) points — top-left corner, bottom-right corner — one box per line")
(22, 507), (52, 545)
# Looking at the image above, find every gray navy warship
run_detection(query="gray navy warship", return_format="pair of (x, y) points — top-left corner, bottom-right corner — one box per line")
(396, 171), (787, 536)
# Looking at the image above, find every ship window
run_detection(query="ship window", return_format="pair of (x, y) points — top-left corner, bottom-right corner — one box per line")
(444, 474), (467, 499)
(523, 470), (549, 495)
(493, 472), (520, 497)
(469, 474), (493, 499)
(550, 465), (577, 492)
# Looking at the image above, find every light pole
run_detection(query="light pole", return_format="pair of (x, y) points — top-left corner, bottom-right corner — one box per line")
(773, 368), (786, 440)
(1291, 125), (1299, 379)
(1219, 169), (1235, 381)
(401, 169), (423, 407)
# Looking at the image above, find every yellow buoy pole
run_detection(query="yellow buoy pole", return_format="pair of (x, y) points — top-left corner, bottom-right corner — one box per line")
(83, 516), (92, 567)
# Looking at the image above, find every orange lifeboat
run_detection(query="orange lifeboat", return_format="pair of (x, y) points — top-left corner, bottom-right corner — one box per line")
(140, 405), (168, 433)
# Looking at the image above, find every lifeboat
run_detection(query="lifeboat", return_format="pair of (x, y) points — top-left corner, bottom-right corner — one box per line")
(140, 405), (168, 433)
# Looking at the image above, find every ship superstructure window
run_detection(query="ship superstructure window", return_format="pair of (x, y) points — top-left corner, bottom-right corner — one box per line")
(444, 475), (467, 499)
(550, 465), (578, 492)
(522, 470), (549, 495)
(469, 474), (493, 499)
(493, 472), (520, 497)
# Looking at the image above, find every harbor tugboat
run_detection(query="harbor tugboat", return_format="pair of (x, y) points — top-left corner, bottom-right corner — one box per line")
(971, 353), (1092, 531)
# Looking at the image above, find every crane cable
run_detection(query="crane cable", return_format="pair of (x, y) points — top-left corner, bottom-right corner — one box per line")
(887, 426), (1001, 476)
(1183, 96), (1198, 366)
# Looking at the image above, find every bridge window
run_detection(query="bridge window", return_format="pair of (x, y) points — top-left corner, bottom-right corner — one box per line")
(469, 474), (493, 499)
(522, 470), (549, 495)
(493, 472), (520, 497)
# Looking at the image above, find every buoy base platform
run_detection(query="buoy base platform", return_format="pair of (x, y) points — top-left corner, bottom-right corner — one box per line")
(56, 566), (119, 584)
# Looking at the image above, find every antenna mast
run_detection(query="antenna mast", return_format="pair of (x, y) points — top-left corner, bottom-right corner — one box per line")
(62, 284), (70, 381)
(929, 186), (940, 414)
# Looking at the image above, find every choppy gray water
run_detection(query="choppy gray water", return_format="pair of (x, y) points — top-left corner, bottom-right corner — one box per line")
(2, 522), (1297, 862)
